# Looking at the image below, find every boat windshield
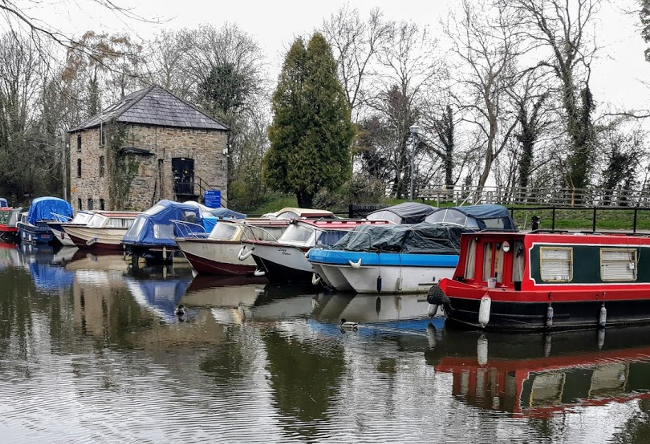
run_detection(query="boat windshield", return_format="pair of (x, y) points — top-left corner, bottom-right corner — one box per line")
(86, 214), (108, 228)
(279, 224), (315, 245)
(106, 217), (134, 229)
(208, 223), (239, 240)
(366, 210), (401, 224)
(144, 204), (166, 216)
(276, 210), (299, 220)
(426, 209), (479, 229)
(71, 212), (94, 224)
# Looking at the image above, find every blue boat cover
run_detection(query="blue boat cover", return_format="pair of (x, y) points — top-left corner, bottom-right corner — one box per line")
(367, 202), (436, 224)
(27, 197), (73, 225)
(425, 204), (516, 230)
(122, 200), (205, 247)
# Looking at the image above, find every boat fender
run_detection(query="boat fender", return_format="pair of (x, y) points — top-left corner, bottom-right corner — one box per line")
(598, 328), (605, 350)
(376, 275), (382, 293)
(426, 323), (437, 349)
(546, 304), (554, 329)
(349, 259), (362, 269)
(238, 245), (254, 261)
(428, 304), (439, 318)
(253, 268), (266, 277)
(599, 303), (607, 328)
(477, 334), (488, 365)
(478, 295), (491, 328)
(86, 238), (96, 246)
(311, 273), (321, 286)
(426, 285), (450, 306)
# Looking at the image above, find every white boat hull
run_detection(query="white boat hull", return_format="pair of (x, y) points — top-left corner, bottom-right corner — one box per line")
(331, 263), (455, 294)
(176, 239), (256, 275)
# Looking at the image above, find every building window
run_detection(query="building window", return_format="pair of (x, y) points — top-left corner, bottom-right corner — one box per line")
(87, 198), (93, 210)
(77, 133), (81, 152)
(99, 199), (105, 210)
(77, 159), (82, 178)
(99, 156), (105, 177)
(601, 248), (637, 281)
(77, 198), (82, 210)
(99, 127), (105, 146)
(540, 247), (572, 282)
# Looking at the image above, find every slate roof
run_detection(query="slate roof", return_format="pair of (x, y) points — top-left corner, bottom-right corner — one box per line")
(68, 86), (228, 132)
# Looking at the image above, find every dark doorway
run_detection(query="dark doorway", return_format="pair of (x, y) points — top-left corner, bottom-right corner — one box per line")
(172, 158), (195, 197)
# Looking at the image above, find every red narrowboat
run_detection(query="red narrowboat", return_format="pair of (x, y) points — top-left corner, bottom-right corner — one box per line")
(428, 230), (650, 331)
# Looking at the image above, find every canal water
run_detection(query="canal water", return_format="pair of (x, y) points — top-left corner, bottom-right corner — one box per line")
(0, 243), (648, 443)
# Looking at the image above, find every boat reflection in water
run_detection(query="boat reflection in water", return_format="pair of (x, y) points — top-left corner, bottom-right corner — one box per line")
(425, 326), (650, 417)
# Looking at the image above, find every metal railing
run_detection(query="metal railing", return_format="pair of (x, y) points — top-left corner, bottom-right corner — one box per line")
(418, 185), (650, 208)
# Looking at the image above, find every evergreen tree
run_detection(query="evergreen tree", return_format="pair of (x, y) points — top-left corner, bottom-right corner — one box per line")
(264, 33), (355, 208)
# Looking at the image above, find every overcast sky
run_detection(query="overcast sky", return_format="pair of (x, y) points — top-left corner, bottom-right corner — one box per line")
(27, 0), (650, 113)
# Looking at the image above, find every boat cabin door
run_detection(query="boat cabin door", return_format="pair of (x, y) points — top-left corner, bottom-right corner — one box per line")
(476, 238), (524, 288)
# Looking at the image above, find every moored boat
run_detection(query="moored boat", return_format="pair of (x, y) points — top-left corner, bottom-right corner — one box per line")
(429, 229), (650, 331)
(239, 219), (393, 283)
(17, 197), (73, 244)
(121, 200), (218, 262)
(309, 204), (516, 294)
(62, 211), (140, 251)
(0, 207), (22, 243)
(47, 210), (95, 246)
(176, 218), (290, 275)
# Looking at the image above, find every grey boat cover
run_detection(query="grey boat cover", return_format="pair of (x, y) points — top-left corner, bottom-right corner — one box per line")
(331, 222), (463, 254)
(366, 202), (436, 224)
(425, 204), (516, 231)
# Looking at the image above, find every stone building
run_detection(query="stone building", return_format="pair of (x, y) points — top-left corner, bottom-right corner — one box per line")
(68, 86), (228, 211)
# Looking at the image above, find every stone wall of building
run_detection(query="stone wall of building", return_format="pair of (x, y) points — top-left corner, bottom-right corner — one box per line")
(69, 123), (228, 212)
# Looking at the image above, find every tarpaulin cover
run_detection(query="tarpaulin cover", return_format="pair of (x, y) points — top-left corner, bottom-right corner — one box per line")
(425, 204), (516, 230)
(27, 197), (73, 225)
(122, 200), (204, 247)
(366, 202), (436, 224)
(332, 222), (462, 254)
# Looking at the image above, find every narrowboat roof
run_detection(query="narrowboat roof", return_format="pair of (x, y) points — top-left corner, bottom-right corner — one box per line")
(367, 202), (436, 224)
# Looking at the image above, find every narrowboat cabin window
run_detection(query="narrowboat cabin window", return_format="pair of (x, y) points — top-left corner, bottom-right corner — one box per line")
(512, 241), (524, 284)
(482, 243), (493, 281)
(494, 242), (504, 283)
(600, 248), (637, 281)
(465, 239), (477, 279)
(540, 247), (573, 282)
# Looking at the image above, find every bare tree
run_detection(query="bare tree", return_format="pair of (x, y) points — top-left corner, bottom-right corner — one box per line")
(509, 0), (600, 198)
(365, 20), (445, 198)
(445, 0), (523, 197)
(321, 5), (391, 121)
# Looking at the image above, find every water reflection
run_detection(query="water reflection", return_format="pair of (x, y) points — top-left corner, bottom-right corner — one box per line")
(426, 326), (650, 420)
(3, 242), (650, 442)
